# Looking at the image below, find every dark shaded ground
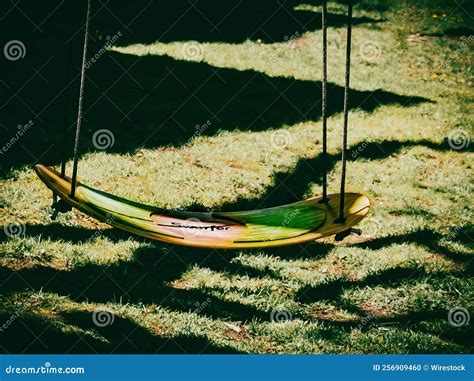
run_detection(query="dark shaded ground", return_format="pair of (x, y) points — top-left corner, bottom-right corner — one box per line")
(0, 311), (240, 354)
(0, 0), (425, 175)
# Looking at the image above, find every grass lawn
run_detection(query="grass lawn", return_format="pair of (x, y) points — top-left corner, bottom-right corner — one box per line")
(0, 0), (472, 353)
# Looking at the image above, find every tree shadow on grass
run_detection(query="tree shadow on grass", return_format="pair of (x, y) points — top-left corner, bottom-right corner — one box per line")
(0, 223), (132, 245)
(292, 223), (472, 350)
(297, 224), (473, 304)
(218, 139), (467, 211)
(426, 26), (474, 38)
(353, 227), (473, 272)
(0, 310), (240, 354)
(3, 0), (364, 175)
(297, 267), (471, 350)
(1, 44), (430, 175)
(0, 245), (271, 322)
(297, 267), (435, 303)
(97, 1), (382, 45)
(0, 1), (383, 49)
(342, 307), (471, 350)
(0, 224), (471, 352)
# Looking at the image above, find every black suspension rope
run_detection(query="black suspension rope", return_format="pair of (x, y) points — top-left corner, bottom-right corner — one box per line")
(70, 0), (92, 198)
(320, 0), (329, 202)
(337, 0), (353, 222)
(59, 42), (74, 179)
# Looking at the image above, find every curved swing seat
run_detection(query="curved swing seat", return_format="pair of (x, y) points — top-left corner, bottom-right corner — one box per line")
(35, 164), (370, 249)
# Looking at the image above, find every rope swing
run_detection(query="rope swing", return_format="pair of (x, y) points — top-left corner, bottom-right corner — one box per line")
(70, 0), (92, 198)
(337, 0), (353, 223)
(320, 0), (329, 203)
(37, 0), (369, 248)
(320, 0), (353, 223)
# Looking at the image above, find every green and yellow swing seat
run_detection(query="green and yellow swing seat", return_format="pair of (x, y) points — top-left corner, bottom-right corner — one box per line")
(35, 165), (369, 249)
